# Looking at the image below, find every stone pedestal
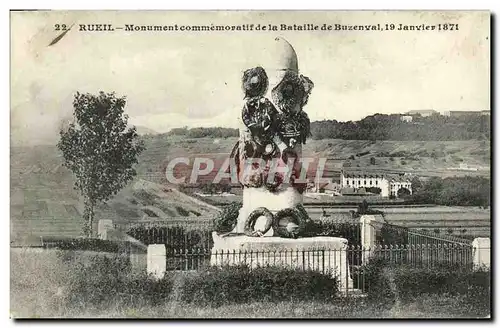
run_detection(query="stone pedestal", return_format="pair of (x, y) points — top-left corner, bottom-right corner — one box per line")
(211, 233), (353, 291)
(234, 186), (303, 235)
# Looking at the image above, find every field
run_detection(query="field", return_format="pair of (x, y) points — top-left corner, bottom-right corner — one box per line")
(10, 248), (490, 319)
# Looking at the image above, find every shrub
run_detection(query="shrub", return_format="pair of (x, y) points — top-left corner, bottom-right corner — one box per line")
(213, 201), (241, 233)
(180, 265), (338, 307)
(361, 259), (490, 305)
(304, 218), (361, 245)
(175, 206), (190, 217)
(126, 224), (212, 249)
(42, 237), (134, 253)
(64, 254), (174, 310)
(379, 224), (408, 245)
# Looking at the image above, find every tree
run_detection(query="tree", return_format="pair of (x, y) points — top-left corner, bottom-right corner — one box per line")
(58, 91), (145, 237)
(370, 157), (376, 165)
(201, 182), (217, 195)
(410, 176), (423, 193)
(397, 187), (411, 198)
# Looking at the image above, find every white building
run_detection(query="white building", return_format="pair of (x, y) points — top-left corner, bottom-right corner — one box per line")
(340, 171), (412, 198)
(400, 115), (413, 123)
(406, 109), (438, 117)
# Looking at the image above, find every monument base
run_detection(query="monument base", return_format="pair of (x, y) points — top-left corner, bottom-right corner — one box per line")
(233, 186), (303, 235)
(211, 232), (353, 291)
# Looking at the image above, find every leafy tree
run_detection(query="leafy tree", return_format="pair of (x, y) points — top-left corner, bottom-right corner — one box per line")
(309, 113), (490, 141)
(58, 91), (145, 237)
(201, 183), (217, 195)
(410, 176), (423, 193)
(397, 187), (411, 198)
(354, 200), (385, 220)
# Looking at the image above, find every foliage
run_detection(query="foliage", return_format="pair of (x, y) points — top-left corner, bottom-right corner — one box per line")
(379, 224), (409, 245)
(42, 237), (135, 253)
(11, 249), (490, 318)
(126, 224), (212, 249)
(305, 217), (361, 245)
(354, 200), (385, 218)
(58, 92), (145, 236)
(179, 265), (338, 307)
(361, 258), (490, 309)
(168, 126), (239, 138)
(408, 176), (490, 206)
(175, 206), (190, 217)
(64, 254), (173, 309)
(213, 201), (241, 234)
(410, 176), (423, 193)
(397, 187), (411, 198)
(310, 113), (490, 141)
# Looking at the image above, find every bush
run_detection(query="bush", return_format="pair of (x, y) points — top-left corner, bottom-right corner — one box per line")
(305, 219), (361, 245)
(64, 254), (174, 310)
(175, 206), (190, 217)
(126, 224), (212, 249)
(180, 265), (339, 307)
(213, 202), (241, 234)
(42, 237), (134, 253)
(361, 259), (490, 305)
(379, 224), (408, 245)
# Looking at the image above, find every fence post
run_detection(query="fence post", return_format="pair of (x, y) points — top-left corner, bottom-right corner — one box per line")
(97, 219), (113, 240)
(360, 215), (385, 262)
(147, 244), (166, 279)
(472, 238), (490, 270)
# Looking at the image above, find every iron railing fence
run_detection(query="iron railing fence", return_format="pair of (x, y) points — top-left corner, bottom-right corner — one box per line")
(377, 222), (473, 247)
(163, 244), (475, 292)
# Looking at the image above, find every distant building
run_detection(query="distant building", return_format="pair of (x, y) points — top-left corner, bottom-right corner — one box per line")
(442, 110), (487, 117)
(400, 115), (413, 123)
(406, 109), (438, 117)
(340, 170), (412, 198)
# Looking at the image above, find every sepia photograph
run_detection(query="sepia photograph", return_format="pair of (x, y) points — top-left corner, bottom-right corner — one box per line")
(9, 10), (491, 319)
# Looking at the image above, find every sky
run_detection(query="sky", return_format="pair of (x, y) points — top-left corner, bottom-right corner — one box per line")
(11, 11), (490, 145)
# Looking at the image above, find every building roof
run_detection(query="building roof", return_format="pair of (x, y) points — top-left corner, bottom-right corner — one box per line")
(388, 176), (412, 183)
(342, 171), (386, 179)
(342, 170), (411, 183)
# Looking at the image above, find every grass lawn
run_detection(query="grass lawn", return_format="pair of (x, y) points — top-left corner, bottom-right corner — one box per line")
(43, 296), (487, 319)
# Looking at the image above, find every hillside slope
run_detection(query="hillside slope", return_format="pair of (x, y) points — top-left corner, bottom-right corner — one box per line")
(10, 146), (218, 245)
(10, 136), (490, 244)
(137, 135), (490, 180)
